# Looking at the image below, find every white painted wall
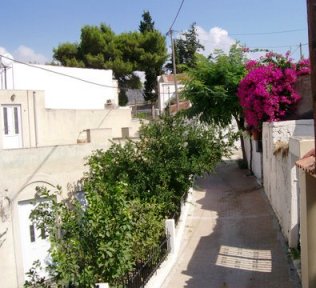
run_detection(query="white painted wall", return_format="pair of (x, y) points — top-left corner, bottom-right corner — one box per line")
(262, 120), (314, 247)
(158, 81), (184, 112)
(0, 90), (141, 149)
(243, 120), (314, 247)
(2, 63), (118, 109)
(0, 89), (142, 286)
(0, 142), (113, 287)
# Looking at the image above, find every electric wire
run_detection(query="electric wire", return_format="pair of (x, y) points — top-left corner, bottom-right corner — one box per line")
(247, 43), (308, 50)
(231, 28), (306, 36)
(0, 38), (308, 94)
(0, 53), (118, 89)
(167, 0), (185, 34)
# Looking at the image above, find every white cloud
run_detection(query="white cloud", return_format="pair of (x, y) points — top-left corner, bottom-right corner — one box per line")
(13, 45), (48, 64)
(0, 45), (48, 64)
(195, 26), (236, 56)
(0, 46), (9, 55)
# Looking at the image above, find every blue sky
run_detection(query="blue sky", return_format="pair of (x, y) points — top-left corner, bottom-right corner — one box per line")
(0, 0), (309, 63)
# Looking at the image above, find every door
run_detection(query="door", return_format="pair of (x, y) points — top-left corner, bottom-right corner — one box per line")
(2, 105), (22, 149)
(18, 200), (51, 279)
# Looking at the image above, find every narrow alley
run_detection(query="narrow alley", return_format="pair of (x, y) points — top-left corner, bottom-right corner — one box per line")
(162, 160), (301, 288)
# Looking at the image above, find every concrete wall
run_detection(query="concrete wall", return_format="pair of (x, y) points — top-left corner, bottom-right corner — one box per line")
(262, 120), (314, 247)
(2, 63), (118, 109)
(0, 90), (141, 149)
(0, 141), (113, 287)
(0, 88), (142, 286)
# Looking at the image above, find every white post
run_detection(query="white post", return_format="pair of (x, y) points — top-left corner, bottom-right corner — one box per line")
(95, 283), (109, 288)
(165, 219), (176, 254)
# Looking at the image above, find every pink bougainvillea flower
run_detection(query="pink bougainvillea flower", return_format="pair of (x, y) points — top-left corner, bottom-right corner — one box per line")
(237, 52), (310, 133)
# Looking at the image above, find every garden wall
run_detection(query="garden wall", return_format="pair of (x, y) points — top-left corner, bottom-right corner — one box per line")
(262, 120), (314, 247)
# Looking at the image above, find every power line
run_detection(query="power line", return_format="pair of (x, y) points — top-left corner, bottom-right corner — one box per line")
(248, 43), (308, 49)
(231, 28), (306, 36)
(167, 0), (185, 34)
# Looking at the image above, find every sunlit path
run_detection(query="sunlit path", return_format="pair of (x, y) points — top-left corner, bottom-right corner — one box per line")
(161, 160), (300, 288)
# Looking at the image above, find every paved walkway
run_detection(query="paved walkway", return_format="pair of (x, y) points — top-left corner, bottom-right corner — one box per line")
(161, 160), (301, 288)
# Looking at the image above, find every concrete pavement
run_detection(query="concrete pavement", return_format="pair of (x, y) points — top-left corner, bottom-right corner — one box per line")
(161, 160), (301, 288)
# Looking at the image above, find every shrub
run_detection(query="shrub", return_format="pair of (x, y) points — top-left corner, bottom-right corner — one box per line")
(27, 115), (236, 287)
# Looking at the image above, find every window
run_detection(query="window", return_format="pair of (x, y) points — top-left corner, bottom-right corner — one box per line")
(14, 107), (19, 134)
(3, 107), (8, 135)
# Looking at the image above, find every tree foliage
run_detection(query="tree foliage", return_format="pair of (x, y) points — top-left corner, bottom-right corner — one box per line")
(27, 115), (236, 287)
(166, 23), (204, 73)
(182, 44), (247, 128)
(139, 10), (155, 33)
(53, 12), (167, 106)
(181, 44), (248, 162)
(138, 11), (167, 105)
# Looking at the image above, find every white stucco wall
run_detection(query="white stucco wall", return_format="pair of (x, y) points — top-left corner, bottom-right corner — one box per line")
(0, 90), (141, 149)
(262, 120), (314, 247)
(0, 90), (143, 286)
(2, 63), (118, 109)
(0, 142), (113, 287)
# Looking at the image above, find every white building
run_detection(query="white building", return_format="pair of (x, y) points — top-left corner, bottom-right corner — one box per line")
(0, 64), (142, 287)
(157, 74), (185, 113)
(1, 62), (119, 109)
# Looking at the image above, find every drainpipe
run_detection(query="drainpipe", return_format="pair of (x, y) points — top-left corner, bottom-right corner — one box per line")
(27, 91), (32, 147)
(32, 91), (38, 147)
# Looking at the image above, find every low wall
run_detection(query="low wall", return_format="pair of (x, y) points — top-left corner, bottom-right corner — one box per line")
(37, 106), (141, 146)
(262, 120), (314, 247)
(0, 141), (111, 288)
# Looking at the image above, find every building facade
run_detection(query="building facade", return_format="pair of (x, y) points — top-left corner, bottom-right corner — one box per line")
(0, 64), (141, 287)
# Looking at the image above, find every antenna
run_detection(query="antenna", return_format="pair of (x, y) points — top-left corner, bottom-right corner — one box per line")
(0, 53), (14, 89)
(0, 53), (13, 68)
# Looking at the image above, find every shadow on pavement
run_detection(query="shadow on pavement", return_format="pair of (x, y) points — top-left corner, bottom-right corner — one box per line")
(173, 160), (300, 288)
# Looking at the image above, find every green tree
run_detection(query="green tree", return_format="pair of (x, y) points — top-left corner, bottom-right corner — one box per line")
(166, 23), (204, 73)
(52, 42), (84, 67)
(182, 44), (248, 160)
(139, 10), (155, 33)
(139, 12), (167, 115)
(27, 115), (235, 287)
(53, 15), (167, 109)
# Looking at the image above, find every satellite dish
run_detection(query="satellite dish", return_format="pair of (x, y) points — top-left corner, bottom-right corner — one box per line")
(0, 53), (14, 67)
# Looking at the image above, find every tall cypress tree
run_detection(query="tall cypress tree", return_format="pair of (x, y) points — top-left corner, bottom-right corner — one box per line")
(139, 10), (155, 33)
(139, 11), (167, 115)
(166, 22), (204, 73)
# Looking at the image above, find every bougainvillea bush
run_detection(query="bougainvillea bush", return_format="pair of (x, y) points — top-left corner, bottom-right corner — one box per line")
(237, 51), (310, 133)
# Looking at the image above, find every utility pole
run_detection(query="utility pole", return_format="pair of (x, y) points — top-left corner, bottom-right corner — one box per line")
(307, 0), (316, 169)
(168, 29), (179, 112)
(299, 42), (303, 60)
